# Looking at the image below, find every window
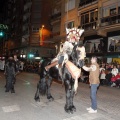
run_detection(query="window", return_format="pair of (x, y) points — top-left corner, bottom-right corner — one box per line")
(80, 9), (98, 30)
(81, 9), (98, 25)
(32, 27), (39, 32)
(81, 15), (85, 24)
(65, 21), (74, 29)
(110, 6), (116, 15)
(85, 14), (89, 23)
(65, 0), (75, 12)
(103, 7), (109, 17)
(102, 3), (117, 17)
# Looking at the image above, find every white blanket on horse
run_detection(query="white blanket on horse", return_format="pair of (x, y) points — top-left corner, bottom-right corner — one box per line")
(65, 61), (81, 79)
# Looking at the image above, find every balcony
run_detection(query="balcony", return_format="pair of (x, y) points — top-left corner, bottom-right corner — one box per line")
(23, 18), (30, 25)
(24, 1), (32, 11)
(24, 8), (31, 15)
(79, 0), (98, 8)
(22, 29), (29, 36)
(50, 12), (61, 23)
(100, 14), (120, 27)
(82, 21), (97, 31)
(23, 12), (30, 21)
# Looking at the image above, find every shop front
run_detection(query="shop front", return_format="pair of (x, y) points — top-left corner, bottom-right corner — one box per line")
(84, 35), (108, 63)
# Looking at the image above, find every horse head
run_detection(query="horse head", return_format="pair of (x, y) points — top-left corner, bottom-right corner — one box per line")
(70, 43), (85, 68)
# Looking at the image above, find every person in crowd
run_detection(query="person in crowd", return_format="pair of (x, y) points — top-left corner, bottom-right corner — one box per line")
(99, 69), (106, 85)
(107, 63), (112, 71)
(13, 55), (20, 84)
(111, 74), (117, 87)
(82, 56), (100, 113)
(4, 56), (16, 93)
(117, 64), (120, 73)
(19, 61), (24, 72)
(115, 72), (120, 88)
(105, 70), (112, 86)
(99, 64), (105, 73)
(13, 55), (20, 73)
(111, 65), (118, 76)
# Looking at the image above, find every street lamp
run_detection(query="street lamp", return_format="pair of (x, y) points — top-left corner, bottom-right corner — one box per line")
(39, 25), (44, 45)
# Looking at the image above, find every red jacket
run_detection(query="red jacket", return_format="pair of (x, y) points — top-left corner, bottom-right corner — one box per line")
(115, 75), (120, 80)
(111, 76), (116, 82)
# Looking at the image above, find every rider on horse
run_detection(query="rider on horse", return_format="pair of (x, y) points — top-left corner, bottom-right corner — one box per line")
(45, 27), (85, 72)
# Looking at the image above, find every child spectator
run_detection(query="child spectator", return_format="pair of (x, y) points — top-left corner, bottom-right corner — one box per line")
(117, 64), (120, 73)
(111, 65), (118, 76)
(111, 74), (117, 87)
(99, 69), (106, 85)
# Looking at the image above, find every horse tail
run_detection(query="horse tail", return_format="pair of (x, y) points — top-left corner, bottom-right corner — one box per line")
(35, 59), (50, 98)
(34, 77), (47, 101)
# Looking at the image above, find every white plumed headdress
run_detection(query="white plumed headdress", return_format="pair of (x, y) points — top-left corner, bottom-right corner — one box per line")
(66, 27), (84, 42)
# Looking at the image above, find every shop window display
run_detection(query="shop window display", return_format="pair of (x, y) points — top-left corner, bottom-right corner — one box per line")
(108, 36), (120, 52)
(85, 39), (105, 53)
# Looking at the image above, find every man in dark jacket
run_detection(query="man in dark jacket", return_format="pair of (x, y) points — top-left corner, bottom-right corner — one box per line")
(4, 56), (16, 93)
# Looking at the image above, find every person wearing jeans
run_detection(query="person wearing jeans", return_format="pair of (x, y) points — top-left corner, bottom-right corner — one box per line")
(82, 56), (100, 113)
(90, 84), (99, 110)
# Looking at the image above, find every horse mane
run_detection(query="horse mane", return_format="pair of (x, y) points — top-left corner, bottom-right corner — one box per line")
(69, 45), (79, 66)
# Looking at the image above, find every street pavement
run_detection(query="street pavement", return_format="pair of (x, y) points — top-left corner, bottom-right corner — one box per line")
(0, 71), (120, 120)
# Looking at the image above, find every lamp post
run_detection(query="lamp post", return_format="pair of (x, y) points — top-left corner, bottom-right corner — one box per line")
(39, 25), (44, 45)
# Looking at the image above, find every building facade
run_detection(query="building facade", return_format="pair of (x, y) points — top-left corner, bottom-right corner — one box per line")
(78, 0), (120, 63)
(49, 0), (80, 53)
(2, 0), (56, 60)
(1, 0), (120, 62)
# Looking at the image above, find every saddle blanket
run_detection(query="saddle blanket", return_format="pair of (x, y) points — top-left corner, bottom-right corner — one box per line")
(65, 60), (81, 79)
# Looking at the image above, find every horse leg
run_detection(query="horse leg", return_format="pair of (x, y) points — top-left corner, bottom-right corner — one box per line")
(34, 81), (41, 102)
(70, 86), (76, 113)
(46, 76), (54, 101)
(64, 80), (72, 114)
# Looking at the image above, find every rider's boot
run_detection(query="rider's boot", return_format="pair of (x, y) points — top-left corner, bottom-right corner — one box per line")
(45, 61), (58, 71)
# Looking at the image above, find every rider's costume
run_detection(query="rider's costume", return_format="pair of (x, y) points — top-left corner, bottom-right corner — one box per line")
(45, 27), (85, 71)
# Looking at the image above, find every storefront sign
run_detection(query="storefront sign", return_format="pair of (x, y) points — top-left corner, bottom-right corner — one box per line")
(0, 24), (8, 30)
(112, 58), (120, 64)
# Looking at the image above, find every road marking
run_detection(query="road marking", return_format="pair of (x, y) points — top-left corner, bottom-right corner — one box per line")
(63, 113), (103, 120)
(2, 105), (20, 113)
(63, 115), (82, 120)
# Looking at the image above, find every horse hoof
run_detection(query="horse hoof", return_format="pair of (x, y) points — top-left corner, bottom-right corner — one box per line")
(34, 97), (40, 102)
(64, 105), (72, 114)
(65, 109), (71, 114)
(71, 105), (76, 112)
(47, 96), (54, 101)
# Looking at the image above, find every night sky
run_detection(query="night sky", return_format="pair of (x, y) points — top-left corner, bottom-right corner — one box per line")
(0, 0), (7, 13)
